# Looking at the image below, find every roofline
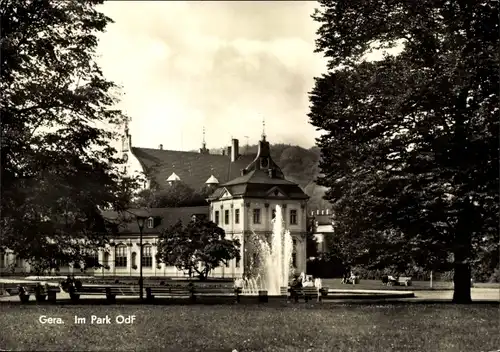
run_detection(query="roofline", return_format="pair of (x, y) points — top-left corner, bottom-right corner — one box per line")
(208, 195), (309, 201)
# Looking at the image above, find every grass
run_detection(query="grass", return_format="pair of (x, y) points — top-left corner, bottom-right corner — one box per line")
(0, 301), (498, 351)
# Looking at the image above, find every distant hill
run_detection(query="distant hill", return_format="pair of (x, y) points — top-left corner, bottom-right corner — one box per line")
(191, 143), (330, 211)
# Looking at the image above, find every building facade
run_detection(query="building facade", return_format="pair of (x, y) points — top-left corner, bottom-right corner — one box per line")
(207, 135), (309, 275)
(1, 132), (310, 278)
(308, 208), (334, 255)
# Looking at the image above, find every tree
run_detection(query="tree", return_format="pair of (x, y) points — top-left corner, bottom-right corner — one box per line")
(1, 0), (138, 272)
(134, 181), (209, 208)
(309, 0), (499, 303)
(156, 218), (241, 280)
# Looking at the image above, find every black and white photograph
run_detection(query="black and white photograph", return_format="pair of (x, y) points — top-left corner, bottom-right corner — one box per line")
(0, 0), (498, 351)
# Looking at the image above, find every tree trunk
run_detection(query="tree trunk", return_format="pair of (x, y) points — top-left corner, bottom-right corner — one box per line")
(198, 272), (206, 281)
(452, 262), (472, 304)
(452, 203), (474, 304)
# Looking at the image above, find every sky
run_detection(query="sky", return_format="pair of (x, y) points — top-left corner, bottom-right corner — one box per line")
(96, 1), (328, 152)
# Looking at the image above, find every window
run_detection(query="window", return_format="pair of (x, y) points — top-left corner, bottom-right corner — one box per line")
(292, 253), (297, 268)
(253, 209), (261, 224)
(147, 217), (154, 229)
(290, 210), (297, 225)
(272, 209), (276, 220)
(235, 209), (240, 224)
(215, 211), (220, 224)
(87, 250), (99, 268)
(224, 210), (229, 225)
(115, 245), (127, 268)
(15, 255), (23, 268)
(236, 258), (240, 268)
(131, 252), (137, 267)
(142, 245), (152, 267)
(103, 252), (110, 267)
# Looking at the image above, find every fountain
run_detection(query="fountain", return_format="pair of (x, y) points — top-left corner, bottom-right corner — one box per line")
(235, 205), (294, 296)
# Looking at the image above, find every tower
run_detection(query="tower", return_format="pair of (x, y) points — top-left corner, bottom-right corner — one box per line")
(207, 134), (309, 277)
(199, 126), (209, 154)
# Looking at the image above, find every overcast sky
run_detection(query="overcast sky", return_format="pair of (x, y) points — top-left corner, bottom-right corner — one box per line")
(96, 1), (327, 152)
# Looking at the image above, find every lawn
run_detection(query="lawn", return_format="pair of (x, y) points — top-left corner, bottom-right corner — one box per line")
(0, 302), (498, 351)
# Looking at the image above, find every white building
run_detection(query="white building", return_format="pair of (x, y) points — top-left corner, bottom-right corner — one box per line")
(0, 133), (309, 278)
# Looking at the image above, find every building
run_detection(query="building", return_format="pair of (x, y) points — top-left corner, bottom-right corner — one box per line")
(120, 124), (256, 191)
(309, 208), (334, 255)
(207, 135), (309, 274)
(1, 130), (310, 278)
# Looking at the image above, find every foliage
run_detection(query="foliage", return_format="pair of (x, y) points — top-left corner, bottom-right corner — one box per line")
(309, 0), (499, 303)
(156, 218), (240, 280)
(0, 0), (139, 272)
(134, 181), (209, 208)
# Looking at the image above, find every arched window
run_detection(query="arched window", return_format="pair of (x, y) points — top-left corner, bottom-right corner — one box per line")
(131, 252), (137, 267)
(142, 245), (152, 267)
(115, 245), (127, 268)
(147, 217), (154, 229)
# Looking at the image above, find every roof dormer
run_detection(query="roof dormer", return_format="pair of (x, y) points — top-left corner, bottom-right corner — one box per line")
(205, 175), (219, 185)
(166, 172), (180, 185)
(240, 136), (284, 179)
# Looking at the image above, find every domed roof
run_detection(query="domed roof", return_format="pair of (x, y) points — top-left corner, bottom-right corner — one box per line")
(205, 175), (219, 184)
(166, 172), (180, 182)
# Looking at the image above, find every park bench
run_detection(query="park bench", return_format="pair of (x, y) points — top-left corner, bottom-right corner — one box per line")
(69, 285), (142, 303)
(397, 277), (412, 286)
(145, 286), (193, 301)
(192, 286), (242, 303)
(280, 286), (329, 302)
(145, 285), (241, 302)
(2, 283), (61, 303)
(387, 276), (412, 286)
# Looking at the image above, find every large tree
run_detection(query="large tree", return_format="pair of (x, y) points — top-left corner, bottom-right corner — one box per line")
(309, 0), (499, 303)
(156, 218), (241, 280)
(1, 0), (138, 272)
(134, 181), (209, 208)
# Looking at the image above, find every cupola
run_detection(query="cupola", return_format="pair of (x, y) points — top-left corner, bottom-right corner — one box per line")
(166, 172), (180, 186)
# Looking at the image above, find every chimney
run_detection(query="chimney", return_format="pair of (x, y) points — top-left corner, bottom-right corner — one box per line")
(159, 144), (163, 150)
(231, 139), (239, 162)
(227, 146), (232, 157)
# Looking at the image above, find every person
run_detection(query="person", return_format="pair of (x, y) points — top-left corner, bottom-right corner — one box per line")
(342, 271), (349, 284)
(290, 275), (301, 301)
(382, 275), (389, 285)
(351, 272), (358, 285)
(303, 275), (314, 287)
